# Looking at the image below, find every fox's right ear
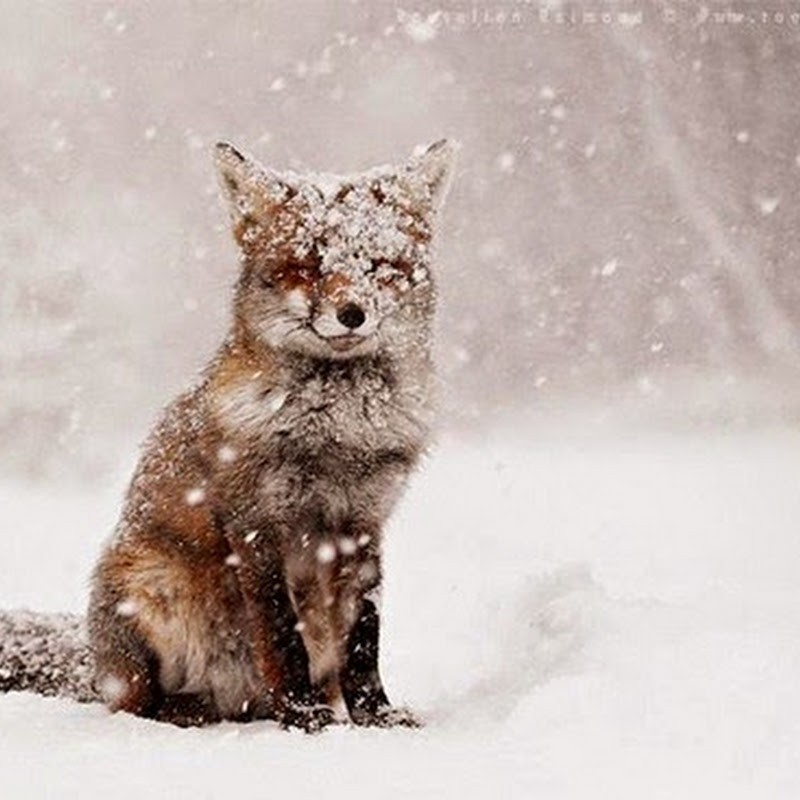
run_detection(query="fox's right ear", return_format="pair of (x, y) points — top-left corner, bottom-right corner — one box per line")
(214, 142), (295, 244)
(401, 138), (459, 217)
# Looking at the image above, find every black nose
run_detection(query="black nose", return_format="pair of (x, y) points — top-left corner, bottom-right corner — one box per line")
(337, 303), (366, 330)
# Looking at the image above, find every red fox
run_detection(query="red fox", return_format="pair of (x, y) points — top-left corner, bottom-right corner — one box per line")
(0, 139), (456, 729)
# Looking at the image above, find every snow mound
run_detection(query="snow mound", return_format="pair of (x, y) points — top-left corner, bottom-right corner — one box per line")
(435, 565), (604, 725)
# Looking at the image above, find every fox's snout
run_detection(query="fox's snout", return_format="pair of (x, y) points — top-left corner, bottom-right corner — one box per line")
(306, 290), (377, 345)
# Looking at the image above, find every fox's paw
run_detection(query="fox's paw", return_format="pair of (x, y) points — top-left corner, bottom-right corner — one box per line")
(280, 703), (335, 734)
(154, 693), (221, 728)
(351, 705), (422, 729)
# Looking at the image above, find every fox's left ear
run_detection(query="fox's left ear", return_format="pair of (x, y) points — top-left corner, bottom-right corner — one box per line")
(402, 139), (459, 215)
(214, 141), (296, 244)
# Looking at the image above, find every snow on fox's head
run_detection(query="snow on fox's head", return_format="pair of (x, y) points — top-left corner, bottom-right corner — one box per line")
(215, 140), (456, 359)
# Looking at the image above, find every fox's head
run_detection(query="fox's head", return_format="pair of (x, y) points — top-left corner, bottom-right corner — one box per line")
(215, 140), (456, 360)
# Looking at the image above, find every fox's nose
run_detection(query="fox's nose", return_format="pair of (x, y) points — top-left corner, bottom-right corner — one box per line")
(337, 303), (366, 330)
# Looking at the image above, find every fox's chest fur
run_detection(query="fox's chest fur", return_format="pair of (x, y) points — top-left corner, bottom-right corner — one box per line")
(208, 353), (432, 697)
(215, 353), (430, 466)
(211, 352), (432, 550)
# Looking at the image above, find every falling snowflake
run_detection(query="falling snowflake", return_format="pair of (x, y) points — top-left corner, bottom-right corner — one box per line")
(115, 599), (138, 617)
(400, 10), (441, 42)
(600, 258), (618, 277)
(755, 195), (780, 216)
(338, 537), (357, 556)
(217, 444), (237, 463)
(98, 674), (127, 703)
(316, 542), (337, 564)
(497, 152), (516, 173)
(185, 487), (205, 506)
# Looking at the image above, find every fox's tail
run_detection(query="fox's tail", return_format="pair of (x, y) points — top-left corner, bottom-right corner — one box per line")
(0, 611), (98, 702)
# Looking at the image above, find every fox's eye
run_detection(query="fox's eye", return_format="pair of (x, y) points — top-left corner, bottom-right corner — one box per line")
(285, 256), (321, 280)
(258, 274), (275, 290)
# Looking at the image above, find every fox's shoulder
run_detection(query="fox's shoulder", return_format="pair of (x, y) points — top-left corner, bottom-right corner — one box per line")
(203, 339), (288, 438)
(123, 341), (276, 485)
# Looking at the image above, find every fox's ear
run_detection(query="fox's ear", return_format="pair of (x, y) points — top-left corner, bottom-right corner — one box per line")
(402, 138), (459, 215)
(214, 142), (295, 243)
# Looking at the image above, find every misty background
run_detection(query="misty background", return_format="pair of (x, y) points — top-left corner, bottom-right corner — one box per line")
(2, 0), (800, 482)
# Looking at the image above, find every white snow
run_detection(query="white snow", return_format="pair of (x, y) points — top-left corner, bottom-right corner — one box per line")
(756, 195), (780, 216)
(497, 152), (516, 173)
(184, 487), (205, 506)
(600, 258), (618, 277)
(1, 428), (800, 798)
(338, 537), (357, 556)
(115, 599), (138, 617)
(217, 444), (238, 464)
(97, 674), (126, 704)
(399, 11), (441, 44)
(316, 542), (337, 565)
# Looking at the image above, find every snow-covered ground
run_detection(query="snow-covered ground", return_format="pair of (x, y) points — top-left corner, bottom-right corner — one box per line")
(1, 427), (799, 799)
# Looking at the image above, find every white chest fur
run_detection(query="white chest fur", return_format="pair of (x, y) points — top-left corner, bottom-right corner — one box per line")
(214, 356), (432, 457)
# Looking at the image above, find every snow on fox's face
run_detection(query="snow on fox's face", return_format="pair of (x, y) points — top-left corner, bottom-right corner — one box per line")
(215, 141), (456, 359)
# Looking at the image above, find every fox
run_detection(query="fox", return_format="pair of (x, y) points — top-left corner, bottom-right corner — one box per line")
(0, 139), (456, 729)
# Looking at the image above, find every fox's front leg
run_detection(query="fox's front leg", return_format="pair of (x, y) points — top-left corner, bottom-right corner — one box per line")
(225, 528), (332, 731)
(340, 569), (420, 728)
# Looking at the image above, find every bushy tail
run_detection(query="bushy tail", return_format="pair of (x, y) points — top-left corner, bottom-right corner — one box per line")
(0, 611), (98, 702)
